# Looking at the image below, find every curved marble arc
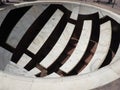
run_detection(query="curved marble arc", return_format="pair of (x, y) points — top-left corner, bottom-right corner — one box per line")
(0, 1), (120, 90)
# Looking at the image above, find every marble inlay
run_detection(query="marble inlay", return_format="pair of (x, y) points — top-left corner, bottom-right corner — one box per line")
(70, 6), (79, 20)
(40, 23), (75, 68)
(6, 5), (48, 48)
(110, 45), (120, 64)
(0, 9), (10, 26)
(80, 21), (112, 74)
(27, 9), (64, 54)
(17, 54), (31, 67)
(60, 20), (92, 73)
(0, 1), (120, 90)
(0, 47), (12, 70)
(45, 72), (60, 78)
(25, 67), (41, 77)
(4, 61), (28, 75)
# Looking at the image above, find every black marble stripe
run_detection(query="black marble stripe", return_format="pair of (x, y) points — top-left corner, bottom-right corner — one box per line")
(67, 13), (100, 75)
(99, 16), (120, 67)
(47, 14), (83, 75)
(0, 6), (32, 46)
(0, 6), (32, 55)
(11, 4), (58, 63)
(25, 7), (71, 71)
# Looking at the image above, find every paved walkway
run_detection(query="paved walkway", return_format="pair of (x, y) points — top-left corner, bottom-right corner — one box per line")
(84, 0), (120, 14)
(1, 0), (120, 15)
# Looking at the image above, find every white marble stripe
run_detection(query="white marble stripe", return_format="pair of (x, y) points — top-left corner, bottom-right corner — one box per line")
(45, 72), (60, 78)
(0, 9), (10, 26)
(25, 67), (41, 77)
(0, 47), (13, 70)
(40, 23), (75, 69)
(60, 20), (92, 73)
(27, 9), (64, 54)
(6, 5), (47, 48)
(70, 6), (79, 20)
(110, 45), (120, 64)
(80, 21), (112, 75)
(4, 61), (28, 75)
(17, 54), (31, 67)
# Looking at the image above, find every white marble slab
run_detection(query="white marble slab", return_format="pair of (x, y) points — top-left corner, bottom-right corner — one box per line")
(60, 20), (92, 73)
(4, 61), (28, 76)
(27, 9), (64, 54)
(110, 45), (120, 64)
(6, 5), (48, 48)
(40, 23), (75, 68)
(70, 6), (79, 20)
(25, 67), (41, 77)
(17, 54), (31, 67)
(0, 9), (10, 26)
(80, 21), (112, 75)
(0, 47), (13, 70)
(45, 72), (60, 78)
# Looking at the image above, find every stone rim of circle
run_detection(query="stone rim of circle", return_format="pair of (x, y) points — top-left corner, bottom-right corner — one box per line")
(0, 1), (120, 90)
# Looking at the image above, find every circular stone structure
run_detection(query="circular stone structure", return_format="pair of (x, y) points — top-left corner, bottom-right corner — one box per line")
(0, 1), (120, 90)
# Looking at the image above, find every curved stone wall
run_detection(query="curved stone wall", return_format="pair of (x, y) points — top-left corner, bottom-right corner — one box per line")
(0, 1), (120, 90)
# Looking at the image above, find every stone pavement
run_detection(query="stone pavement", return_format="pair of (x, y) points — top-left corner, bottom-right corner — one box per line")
(84, 0), (120, 14)
(1, 0), (120, 14)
